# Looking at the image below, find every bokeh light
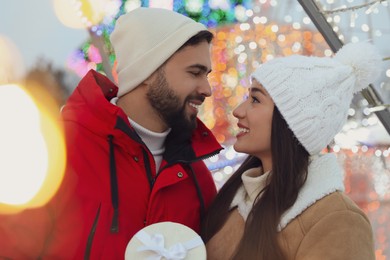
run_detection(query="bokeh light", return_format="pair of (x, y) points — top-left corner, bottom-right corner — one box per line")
(0, 85), (66, 214)
(53, 0), (86, 29)
(0, 36), (25, 84)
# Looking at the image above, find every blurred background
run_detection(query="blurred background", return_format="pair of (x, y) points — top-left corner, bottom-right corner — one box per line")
(1, 0), (389, 258)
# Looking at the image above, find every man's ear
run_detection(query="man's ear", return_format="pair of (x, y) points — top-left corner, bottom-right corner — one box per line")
(142, 70), (158, 86)
(142, 77), (152, 86)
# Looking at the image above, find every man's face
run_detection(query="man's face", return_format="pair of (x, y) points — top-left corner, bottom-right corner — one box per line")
(146, 41), (212, 131)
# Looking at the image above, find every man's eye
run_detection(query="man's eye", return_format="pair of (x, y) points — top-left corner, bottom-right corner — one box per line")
(190, 71), (201, 76)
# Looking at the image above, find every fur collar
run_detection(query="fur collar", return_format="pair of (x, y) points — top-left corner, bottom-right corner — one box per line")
(231, 153), (345, 231)
(278, 153), (344, 230)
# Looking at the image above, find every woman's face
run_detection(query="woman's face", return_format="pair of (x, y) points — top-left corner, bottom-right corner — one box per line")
(233, 80), (274, 171)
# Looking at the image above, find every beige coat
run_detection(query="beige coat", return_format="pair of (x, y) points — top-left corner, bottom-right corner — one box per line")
(207, 154), (375, 260)
(207, 192), (375, 260)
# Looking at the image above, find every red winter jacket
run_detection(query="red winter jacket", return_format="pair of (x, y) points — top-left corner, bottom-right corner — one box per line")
(0, 70), (222, 259)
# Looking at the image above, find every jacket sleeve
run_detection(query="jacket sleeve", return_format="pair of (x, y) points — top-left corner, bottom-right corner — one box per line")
(296, 209), (376, 260)
(0, 206), (53, 259)
(0, 166), (82, 259)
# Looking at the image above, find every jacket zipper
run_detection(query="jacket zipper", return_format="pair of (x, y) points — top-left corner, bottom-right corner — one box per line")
(84, 204), (101, 260)
(191, 149), (222, 162)
(157, 148), (222, 175)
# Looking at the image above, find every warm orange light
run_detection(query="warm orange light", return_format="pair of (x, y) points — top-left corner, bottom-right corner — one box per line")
(0, 84), (66, 214)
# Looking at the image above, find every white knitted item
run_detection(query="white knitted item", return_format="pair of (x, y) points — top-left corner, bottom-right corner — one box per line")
(335, 42), (382, 92)
(251, 42), (382, 155)
(110, 8), (207, 97)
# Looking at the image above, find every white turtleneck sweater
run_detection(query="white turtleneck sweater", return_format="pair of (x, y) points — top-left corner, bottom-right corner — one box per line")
(230, 153), (345, 231)
(110, 97), (171, 172)
(231, 167), (270, 221)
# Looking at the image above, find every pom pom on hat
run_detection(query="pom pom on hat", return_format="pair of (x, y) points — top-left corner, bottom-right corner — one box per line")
(335, 42), (382, 92)
(110, 8), (208, 97)
(251, 42), (382, 155)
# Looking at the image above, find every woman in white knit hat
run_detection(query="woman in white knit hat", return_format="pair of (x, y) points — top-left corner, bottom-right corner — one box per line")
(203, 42), (382, 260)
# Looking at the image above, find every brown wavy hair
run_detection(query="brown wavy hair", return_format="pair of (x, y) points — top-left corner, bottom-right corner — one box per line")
(202, 106), (310, 259)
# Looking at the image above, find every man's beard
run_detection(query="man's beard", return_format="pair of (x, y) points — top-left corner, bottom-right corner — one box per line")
(146, 69), (201, 132)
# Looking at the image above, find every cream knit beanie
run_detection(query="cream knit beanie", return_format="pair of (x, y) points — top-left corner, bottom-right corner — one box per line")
(251, 42), (382, 155)
(110, 7), (208, 97)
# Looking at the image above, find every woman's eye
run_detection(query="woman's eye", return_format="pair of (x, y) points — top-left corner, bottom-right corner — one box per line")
(251, 96), (260, 103)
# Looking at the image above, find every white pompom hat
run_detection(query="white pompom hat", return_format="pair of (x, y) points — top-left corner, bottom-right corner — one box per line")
(251, 42), (382, 155)
(110, 7), (208, 97)
(125, 222), (206, 260)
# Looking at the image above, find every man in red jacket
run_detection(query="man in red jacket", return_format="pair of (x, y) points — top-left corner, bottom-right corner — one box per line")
(0, 7), (222, 259)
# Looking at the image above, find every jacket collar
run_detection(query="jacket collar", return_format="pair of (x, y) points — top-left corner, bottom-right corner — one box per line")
(278, 153), (345, 230)
(63, 70), (222, 162)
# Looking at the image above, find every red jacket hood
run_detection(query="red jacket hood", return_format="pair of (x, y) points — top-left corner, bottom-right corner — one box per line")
(62, 70), (222, 160)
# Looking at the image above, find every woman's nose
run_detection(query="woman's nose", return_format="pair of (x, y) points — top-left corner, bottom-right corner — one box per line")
(233, 102), (245, 118)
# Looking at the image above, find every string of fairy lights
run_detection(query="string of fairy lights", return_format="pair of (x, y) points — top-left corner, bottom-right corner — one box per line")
(321, 0), (387, 14)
